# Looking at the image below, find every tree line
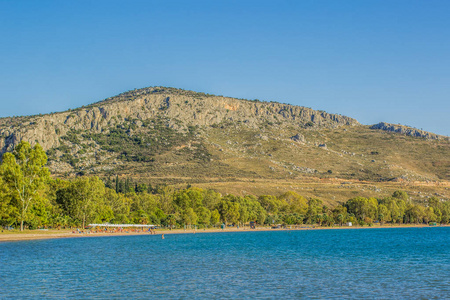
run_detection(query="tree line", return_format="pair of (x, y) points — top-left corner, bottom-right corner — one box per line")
(1, 141), (449, 231)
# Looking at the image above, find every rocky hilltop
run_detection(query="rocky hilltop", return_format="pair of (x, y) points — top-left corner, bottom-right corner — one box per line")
(370, 122), (448, 140)
(0, 87), (448, 188)
(0, 87), (357, 154)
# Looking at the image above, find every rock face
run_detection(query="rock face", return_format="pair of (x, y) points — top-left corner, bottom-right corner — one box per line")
(0, 87), (358, 154)
(370, 122), (448, 140)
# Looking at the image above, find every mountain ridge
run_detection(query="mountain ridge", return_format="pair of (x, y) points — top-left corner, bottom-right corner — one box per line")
(0, 86), (360, 154)
(0, 86), (449, 203)
(1, 86), (447, 145)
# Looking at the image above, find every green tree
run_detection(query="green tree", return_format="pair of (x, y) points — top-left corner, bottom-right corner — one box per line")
(427, 196), (440, 210)
(323, 214), (334, 226)
(157, 185), (175, 213)
(258, 195), (284, 215)
(238, 195), (266, 225)
(131, 209), (149, 224)
(440, 202), (450, 224)
(306, 198), (323, 224)
(104, 188), (132, 217)
(279, 191), (308, 215)
(424, 207), (437, 223)
(332, 205), (347, 225)
(404, 204), (425, 224)
(131, 192), (159, 215)
(0, 174), (16, 227)
(135, 183), (148, 194)
(380, 197), (406, 224)
(210, 209), (221, 226)
(345, 197), (378, 222)
(56, 176), (106, 228)
(95, 204), (114, 224)
(197, 207), (211, 226)
(202, 189), (222, 210)
(316, 214), (324, 226)
(1, 141), (50, 231)
(377, 204), (390, 225)
(217, 200), (240, 225)
(392, 190), (408, 202)
(182, 207), (198, 228)
(427, 196), (443, 223)
(336, 214), (344, 226)
(166, 214), (177, 229)
(174, 187), (204, 212)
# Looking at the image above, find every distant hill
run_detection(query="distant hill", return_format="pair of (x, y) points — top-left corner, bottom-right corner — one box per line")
(1, 87), (449, 203)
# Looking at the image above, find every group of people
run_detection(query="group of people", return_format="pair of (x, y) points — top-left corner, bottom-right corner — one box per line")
(72, 227), (158, 234)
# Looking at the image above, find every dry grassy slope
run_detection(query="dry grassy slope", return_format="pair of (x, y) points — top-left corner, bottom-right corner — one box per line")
(125, 122), (450, 204)
(201, 123), (449, 182)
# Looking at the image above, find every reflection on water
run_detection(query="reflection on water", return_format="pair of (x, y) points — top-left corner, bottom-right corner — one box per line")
(1, 228), (449, 299)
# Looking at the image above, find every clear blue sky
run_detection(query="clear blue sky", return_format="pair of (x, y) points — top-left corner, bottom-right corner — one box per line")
(1, 0), (449, 136)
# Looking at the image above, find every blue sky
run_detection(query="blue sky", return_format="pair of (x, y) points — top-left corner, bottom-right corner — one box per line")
(1, 0), (449, 136)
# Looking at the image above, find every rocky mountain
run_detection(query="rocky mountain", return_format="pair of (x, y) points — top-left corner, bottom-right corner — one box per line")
(0, 86), (449, 202)
(370, 122), (447, 140)
(0, 87), (357, 151)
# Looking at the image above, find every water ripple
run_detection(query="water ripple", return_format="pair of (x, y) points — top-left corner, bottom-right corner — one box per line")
(1, 228), (449, 299)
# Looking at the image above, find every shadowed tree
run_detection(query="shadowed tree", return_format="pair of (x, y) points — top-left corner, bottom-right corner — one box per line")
(0, 174), (16, 227)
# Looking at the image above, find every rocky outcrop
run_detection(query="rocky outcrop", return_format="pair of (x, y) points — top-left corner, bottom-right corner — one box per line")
(370, 122), (448, 140)
(290, 133), (306, 143)
(0, 87), (359, 155)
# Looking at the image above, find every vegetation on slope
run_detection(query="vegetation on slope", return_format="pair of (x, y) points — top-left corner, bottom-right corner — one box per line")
(1, 142), (449, 230)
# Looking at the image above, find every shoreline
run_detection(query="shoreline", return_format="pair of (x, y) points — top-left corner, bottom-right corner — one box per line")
(1, 224), (446, 242)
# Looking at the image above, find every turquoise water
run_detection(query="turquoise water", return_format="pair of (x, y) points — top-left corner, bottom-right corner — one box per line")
(1, 227), (449, 299)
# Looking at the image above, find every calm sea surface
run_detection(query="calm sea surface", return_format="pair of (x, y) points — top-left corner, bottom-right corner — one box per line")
(1, 227), (449, 299)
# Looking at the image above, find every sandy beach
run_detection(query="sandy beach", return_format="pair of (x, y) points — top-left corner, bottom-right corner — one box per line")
(1, 224), (442, 242)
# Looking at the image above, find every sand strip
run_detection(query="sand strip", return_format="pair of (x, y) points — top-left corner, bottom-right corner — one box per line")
(1, 224), (443, 242)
